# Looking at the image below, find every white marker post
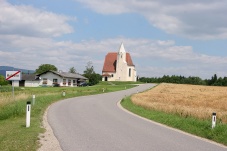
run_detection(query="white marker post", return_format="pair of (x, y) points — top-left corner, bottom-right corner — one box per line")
(32, 95), (35, 105)
(212, 112), (216, 129)
(62, 91), (66, 97)
(26, 101), (31, 128)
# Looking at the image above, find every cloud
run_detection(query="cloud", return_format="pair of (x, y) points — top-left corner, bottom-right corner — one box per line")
(0, 34), (226, 79)
(75, 0), (227, 39)
(0, 0), (74, 37)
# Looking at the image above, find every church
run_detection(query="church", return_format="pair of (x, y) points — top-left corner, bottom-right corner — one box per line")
(102, 43), (137, 81)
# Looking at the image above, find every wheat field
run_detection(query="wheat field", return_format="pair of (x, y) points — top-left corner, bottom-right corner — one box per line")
(131, 83), (227, 123)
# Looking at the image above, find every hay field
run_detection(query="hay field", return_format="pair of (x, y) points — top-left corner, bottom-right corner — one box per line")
(131, 83), (227, 123)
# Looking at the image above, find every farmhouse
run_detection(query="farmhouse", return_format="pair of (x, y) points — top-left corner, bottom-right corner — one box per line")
(102, 43), (137, 81)
(36, 70), (87, 87)
(12, 70), (87, 87)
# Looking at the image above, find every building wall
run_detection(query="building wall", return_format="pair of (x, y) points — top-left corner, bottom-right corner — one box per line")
(40, 72), (78, 87)
(13, 81), (19, 87)
(126, 66), (137, 81)
(25, 81), (40, 87)
(102, 72), (116, 81)
(115, 51), (136, 82)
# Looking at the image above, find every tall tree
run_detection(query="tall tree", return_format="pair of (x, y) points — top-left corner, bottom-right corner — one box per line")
(83, 61), (100, 85)
(69, 67), (76, 73)
(35, 64), (58, 74)
(83, 61), (94, 76)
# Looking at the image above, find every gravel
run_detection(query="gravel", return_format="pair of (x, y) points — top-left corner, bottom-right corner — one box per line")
(38, 106), (62, 151)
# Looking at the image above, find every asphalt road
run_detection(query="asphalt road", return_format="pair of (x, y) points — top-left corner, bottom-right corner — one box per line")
(48, 84), (227, 151)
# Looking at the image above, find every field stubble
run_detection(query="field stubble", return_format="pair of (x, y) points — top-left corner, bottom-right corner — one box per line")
(131, 83), (227, 123)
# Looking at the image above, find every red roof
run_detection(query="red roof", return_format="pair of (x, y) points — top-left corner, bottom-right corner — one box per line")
(102, 52), (134, 72)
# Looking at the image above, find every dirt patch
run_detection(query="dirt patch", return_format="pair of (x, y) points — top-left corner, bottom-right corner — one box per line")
(38, 106), (62, 151)
(131, 83), (227, 123)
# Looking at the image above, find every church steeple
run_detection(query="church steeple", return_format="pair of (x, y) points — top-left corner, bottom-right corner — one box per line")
(119, 42), (126, 53)
(117, 42), (126, 64)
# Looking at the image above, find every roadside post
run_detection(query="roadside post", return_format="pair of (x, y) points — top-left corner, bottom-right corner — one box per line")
(212, 112), (216, 129)
(32, 95), (35, 105)
(62, 91), (66, 97)
(26, 101), (31, 128)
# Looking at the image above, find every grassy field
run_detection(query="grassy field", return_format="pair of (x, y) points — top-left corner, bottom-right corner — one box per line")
(121, 83), (227, 145)
(0, 82), (138, 151)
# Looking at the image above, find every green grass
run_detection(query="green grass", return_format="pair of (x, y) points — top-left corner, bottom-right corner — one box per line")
(121, 96), (227, 146)
(0, 83), (137, 151)
(0, 86), (22, 92)
(98, 81), (143, 85)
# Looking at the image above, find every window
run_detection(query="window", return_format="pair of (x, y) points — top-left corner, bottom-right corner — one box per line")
(43, 78), (47, 84)
(63, 79), (66, 85)
(129, 68), (131, 77)
(112, 74), (114, 77)
(73, 80), (77, 86)
(68, 79), (71, 86)
(53, 79), (58, 84)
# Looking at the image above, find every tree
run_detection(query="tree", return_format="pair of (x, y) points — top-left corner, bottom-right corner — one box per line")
(69, 67), (76, 73)
(83, 61), (100, 85)
(35, 64), (58, 74)
(0, 75), (9, 85)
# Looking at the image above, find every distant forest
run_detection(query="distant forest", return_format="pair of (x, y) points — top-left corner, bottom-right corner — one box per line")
(139, 74), (227, 86)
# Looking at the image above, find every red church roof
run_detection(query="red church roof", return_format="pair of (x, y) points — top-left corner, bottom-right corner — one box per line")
(102, 52), (135, 72)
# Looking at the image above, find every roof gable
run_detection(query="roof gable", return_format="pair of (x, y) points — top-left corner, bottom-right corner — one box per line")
(102, 52), (135, 72)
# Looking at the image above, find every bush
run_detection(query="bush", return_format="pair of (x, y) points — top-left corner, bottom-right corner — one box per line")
(0, 75), (9, 86)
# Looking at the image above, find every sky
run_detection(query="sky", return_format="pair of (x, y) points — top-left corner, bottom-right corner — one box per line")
(0, 0), (227, 79)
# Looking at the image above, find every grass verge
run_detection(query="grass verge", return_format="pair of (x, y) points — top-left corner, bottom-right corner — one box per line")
(121, 96), (227, 146)
(0, 83), (137, 151)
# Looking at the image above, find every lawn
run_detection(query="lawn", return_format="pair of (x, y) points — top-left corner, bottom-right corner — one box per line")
(0, 82), (138, 151)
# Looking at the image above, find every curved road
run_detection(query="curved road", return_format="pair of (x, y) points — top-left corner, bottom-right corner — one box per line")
(48, 84), (226, 151)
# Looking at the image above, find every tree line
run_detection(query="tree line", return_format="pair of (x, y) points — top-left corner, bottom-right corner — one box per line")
(139, 74), (227, 86)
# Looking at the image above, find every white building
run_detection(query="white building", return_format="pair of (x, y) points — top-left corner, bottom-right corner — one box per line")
(13, 70), (87, 87)
(102, 43), (137, 81)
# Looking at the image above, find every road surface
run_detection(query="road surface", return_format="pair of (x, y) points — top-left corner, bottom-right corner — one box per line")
(48, 84), (227, 151)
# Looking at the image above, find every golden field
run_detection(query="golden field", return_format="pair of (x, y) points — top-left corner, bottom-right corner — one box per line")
(131, 83), (227, 123)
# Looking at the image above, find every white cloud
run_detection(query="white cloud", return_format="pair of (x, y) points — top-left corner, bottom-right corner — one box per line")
(0, 0), (74, 37)
(0, 35), (226, 79)
(75, 0), (227, 39)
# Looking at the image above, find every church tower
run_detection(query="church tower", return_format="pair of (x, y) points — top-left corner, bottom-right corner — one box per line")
(116, 43), (128, 81)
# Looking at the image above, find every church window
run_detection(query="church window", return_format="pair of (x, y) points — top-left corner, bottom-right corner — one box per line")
(129, 68), (131, 77)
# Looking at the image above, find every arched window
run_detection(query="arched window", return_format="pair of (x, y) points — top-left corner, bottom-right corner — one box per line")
(129, 68), (131, 77)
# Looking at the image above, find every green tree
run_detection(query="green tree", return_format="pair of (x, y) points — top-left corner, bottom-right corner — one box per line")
(83, 61), (100, 85)
(35, 64), (58, 74)
(0, 75), (9, 85)
(69, 67), (76, 73)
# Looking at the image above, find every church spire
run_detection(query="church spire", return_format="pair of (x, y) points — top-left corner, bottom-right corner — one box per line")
(119, 42), (126, 53)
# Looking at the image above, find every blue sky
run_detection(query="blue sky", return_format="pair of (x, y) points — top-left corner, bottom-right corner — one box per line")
(1, 0), (227, 79)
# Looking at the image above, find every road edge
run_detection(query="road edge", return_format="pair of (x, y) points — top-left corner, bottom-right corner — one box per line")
(117, 100), (227, 149)
(38, 105), (62, 151)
